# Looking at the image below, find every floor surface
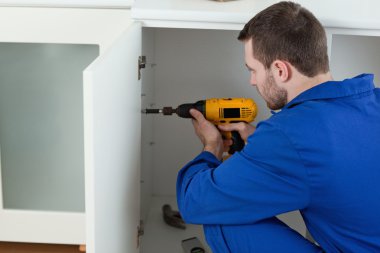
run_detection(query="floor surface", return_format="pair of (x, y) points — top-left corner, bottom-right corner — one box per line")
(0, 242), (82, 253)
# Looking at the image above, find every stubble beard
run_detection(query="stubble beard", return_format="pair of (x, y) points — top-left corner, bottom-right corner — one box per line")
(262, 72), (288, 110)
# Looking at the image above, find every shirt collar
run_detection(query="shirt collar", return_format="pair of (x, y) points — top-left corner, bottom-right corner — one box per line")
(284, 73), (375, 109)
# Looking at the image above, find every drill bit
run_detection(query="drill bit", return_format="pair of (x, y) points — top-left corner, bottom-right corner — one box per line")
(143, 108), (162, 114)
(143, 107), (177, 115)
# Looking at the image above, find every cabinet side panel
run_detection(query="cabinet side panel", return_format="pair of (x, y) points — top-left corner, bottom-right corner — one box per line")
(84, 23), (142, 253)
(140, 28), (156, 222)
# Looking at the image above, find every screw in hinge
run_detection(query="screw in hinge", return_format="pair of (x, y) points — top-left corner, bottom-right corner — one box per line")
(138, 56), (146, 80)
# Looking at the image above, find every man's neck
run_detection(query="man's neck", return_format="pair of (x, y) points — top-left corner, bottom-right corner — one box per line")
(287, 72), (333, 103)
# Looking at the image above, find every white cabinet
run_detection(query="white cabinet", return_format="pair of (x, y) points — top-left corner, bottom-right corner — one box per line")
(0, 7), (139, 253)
(0, 1), (380, 253)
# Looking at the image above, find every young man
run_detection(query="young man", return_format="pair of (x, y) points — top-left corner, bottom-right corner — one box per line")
(176, 1), (380, 252)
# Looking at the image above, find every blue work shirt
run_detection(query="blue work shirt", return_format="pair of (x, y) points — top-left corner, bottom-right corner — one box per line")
(177, 74), (380, 252)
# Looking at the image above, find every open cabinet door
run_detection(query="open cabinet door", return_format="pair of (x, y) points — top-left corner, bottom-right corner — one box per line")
(83, 22), (142, 253)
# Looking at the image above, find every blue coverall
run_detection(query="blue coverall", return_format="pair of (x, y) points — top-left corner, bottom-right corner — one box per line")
(177, 74), (380, 252)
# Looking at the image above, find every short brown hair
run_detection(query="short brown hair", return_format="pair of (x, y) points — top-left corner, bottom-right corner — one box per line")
(238, 1), (329, 77)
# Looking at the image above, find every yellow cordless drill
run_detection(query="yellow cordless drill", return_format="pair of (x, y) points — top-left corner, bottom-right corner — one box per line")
(143, 98), (257, 154)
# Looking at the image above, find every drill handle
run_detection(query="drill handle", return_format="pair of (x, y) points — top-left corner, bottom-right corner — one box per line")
(229, 131), (245, 154)
(222, 130), (245, 154)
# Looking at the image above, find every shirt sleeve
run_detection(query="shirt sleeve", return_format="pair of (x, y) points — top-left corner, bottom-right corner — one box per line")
(176, 121), (310, 225)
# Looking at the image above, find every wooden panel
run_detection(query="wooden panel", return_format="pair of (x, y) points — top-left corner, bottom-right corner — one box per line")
(0, 242), (81, 253)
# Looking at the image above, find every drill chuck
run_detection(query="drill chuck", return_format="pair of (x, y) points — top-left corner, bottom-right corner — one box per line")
(162, 107), (176, 115)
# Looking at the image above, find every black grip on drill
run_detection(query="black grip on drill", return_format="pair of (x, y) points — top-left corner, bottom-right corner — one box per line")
(229, 131), (245, 154)
(176, 101), (205, 118)
(176, 103), (195, 118)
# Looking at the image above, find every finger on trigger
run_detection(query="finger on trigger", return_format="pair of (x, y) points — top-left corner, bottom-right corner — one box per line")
(218, 124), (233, 131)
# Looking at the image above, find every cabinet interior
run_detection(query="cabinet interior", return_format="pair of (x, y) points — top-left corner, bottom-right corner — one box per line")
(330, 34), (380, 85)
(140, 27), (273, 213)
(141, 31), (380, 217)
(139, 29), (380, 252)
(0, 43), (98, 212)
(140, 27), (274, 252)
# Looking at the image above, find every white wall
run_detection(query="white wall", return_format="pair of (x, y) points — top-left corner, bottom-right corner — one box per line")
(331, 34), (380, 86)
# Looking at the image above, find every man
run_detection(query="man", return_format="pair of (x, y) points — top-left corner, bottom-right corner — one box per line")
(176, 1), (380, 253)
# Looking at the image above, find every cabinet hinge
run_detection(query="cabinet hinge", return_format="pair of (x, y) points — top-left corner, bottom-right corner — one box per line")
(138, 56), (146, 80)
(137, 219), (144, 248)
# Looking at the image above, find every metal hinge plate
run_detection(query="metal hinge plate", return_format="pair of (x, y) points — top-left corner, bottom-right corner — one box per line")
(137, 220), (144, 248)
(138, 56), (146, 80)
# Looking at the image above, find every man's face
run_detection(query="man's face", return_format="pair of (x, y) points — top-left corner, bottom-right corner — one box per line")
(244, 39), (288, 110)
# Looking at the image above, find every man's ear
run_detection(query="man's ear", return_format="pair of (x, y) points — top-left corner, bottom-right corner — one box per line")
(271, 60), (291, 83)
